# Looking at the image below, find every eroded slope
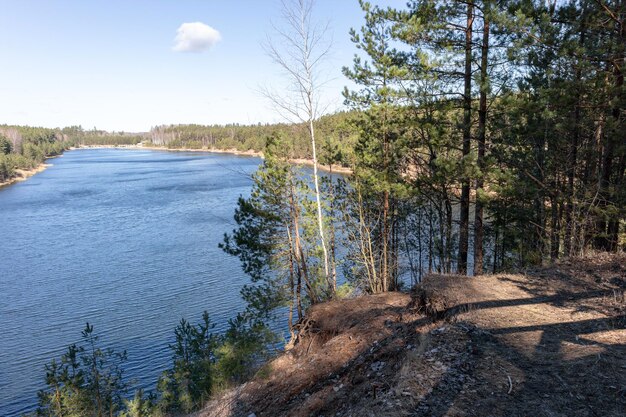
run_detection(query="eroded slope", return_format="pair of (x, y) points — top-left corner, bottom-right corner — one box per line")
(198, 254), (625, 417)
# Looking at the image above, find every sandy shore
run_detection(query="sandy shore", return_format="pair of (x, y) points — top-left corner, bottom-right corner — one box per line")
(0, 145), (352, 189)
(288, 158), (353, 174)
(0, 163), (51, 188)
(78, 145), (353, 174)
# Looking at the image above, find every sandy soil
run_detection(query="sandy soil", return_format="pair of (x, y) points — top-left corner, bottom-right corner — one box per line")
(0, 163), (50, 188)
(289, 158), (353, 174)
(196, 254), (625, 417)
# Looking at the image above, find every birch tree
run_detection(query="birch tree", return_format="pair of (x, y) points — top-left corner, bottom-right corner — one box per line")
(263, 0), (335, 292)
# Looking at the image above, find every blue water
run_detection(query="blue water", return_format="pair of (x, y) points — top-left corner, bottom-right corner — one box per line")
(0, 149), (262, 416)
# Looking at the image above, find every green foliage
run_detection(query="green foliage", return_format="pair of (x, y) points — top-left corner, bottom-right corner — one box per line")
(212, 314), (277, 390)
(342, 1), (415, 291)
(221, 133), (344, 365)
(0, 125), (70, 183)
(33, 323), (128, 417)
(23, 142), (46, 163)
(157, 311), (218, 413)
(78, 135), (143, 146)
(0, 134), (12, 154)
(147, 112), (357, 166)
(119, 390), (158, 417)
(341, 0), (626, 274)
(155, 309), (275, 414)
(30, 313), (276, 417)
(0, 155), (15, 182)
(335, 282), (355, 299)
(17, 126), (58, 145)
(57, 125), (143, 146)
(221, 135), (302, 312)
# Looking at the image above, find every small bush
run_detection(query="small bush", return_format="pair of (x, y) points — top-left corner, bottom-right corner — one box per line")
(32, 324), (128, 417)
(157, 311), (218, 414)
(0, 155), (15, 181)
(335, 282), (356, 299)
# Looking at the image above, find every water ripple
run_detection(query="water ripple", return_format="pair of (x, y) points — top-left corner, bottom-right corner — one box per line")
(0, 149), (260, 416)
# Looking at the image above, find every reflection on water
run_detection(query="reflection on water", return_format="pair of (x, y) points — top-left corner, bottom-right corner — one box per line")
(0, 149), (261, 416)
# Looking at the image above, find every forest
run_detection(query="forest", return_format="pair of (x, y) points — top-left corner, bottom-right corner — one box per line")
(146, 112), (357, 168)
(0, 125), (69, 183)
(17, 0), (625, 416)
(0, 125), (145, 183)
(222, 0), (625, 333)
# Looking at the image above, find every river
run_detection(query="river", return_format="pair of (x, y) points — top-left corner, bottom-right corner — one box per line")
(0, 148), (261, 416)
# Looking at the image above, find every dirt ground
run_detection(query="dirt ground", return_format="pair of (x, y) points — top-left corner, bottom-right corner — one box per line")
(197, 253), (626, 417)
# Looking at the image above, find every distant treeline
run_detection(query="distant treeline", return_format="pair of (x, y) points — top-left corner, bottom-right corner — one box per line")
(0, 125), (70, 183)
(0, 125), (149, 183)
(0, 112), (358, 183)
(15, 112), (359, 167)
(146, 111), (357, 167)
(60, 125), (145, 146)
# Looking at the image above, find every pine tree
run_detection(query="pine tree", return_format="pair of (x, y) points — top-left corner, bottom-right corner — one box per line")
(343, 0), (411, 291)
(221, 135), (328, 342)
(34, 324), (128, 417)
(157, 312), (218, 413)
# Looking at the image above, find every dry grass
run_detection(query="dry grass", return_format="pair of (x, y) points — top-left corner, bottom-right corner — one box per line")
(197, 254), (625, 417)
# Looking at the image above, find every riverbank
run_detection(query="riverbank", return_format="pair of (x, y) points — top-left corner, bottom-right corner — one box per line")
(0, 163), (50, 188)
(1, 144), (352, 190)
(0, 149), (266, 416)
(197, 254), (626, 417)
(77, 144), (353, 174)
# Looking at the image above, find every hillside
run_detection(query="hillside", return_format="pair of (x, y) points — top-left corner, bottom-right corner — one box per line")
(196, 254), (626, 417)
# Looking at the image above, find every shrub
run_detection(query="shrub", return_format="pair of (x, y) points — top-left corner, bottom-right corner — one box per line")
(33, 324), (128, 417)
(0, 155), (14, 181)
(157, 311), (218, 413)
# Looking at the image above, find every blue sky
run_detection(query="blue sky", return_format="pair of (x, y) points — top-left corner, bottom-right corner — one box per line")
(0, 0), (403, 132)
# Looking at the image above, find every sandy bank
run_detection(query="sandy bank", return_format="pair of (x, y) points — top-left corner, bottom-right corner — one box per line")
(289, 158), (353, 175)
(0, 163), (51, 188)
(77, 145), (353, 174)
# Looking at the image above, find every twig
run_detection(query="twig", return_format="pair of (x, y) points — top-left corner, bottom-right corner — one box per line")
(507, 375), (513, 394)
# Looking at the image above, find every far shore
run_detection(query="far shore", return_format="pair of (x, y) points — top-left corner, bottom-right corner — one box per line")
(76, 144), (353, 174)
(1, 145), (351, 189)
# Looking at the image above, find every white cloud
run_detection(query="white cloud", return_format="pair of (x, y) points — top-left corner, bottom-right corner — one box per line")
(172, 22), (221, 53)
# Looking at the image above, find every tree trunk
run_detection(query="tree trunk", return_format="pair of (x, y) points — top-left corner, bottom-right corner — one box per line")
(308, 117), (331, 290)
(595, 2), (624, 251)
(564, 12), (586, 257)
(445, 195), (453, 274)
(607, 7), (625, 252)
(290, 182), (317, 303)
(286, 226), (299, 344)
(608, 158), (624, 250)
(532, 116), (547, 260)
(458, 0), (474, 275)
(382, 190), (389, 291)
(550, 193), (561, 261)
(474, 5), (489, 276)
(492, 224), (499, 273)
(327, 166), (338, 293)
(428, 203), (434, 273)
